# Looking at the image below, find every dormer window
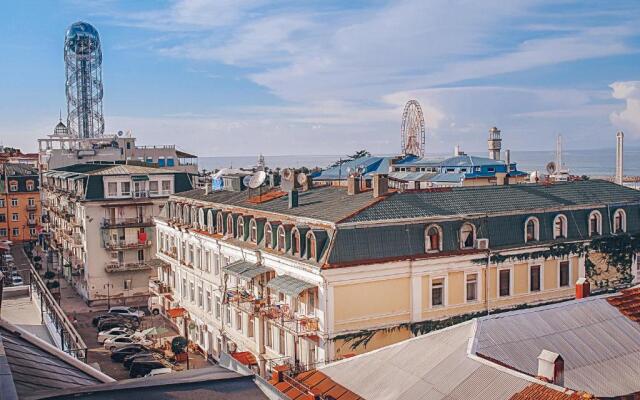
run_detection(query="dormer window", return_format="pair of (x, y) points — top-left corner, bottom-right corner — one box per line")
(277, 226), (286, 251)
(265, 224), (273, 248)
(614, 209), (626, 233)
(460, 223), (475, 249)
(553, 214), (567, 239)
(588, 211), (602, 237)
(425, 225), (442, 252)
(249, 219), (257, 242)
(217, 213), (224, 233)
(292, 229), (301, 256)
(307, 232), (317, 260)
(26, 180), (35, 191)
(9, 181), (18, 192)
(525, 217), (539, 242)
(226, 214), (234, 236)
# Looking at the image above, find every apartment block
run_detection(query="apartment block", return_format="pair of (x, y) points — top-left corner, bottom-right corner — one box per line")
(0, 164), (41, 243)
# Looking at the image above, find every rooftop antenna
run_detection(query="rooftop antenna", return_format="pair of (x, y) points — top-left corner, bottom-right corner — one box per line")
(556, 134), (564, 172)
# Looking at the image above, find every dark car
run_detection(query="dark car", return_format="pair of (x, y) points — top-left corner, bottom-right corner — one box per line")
(129, 359), (170, 378)
(123, 352), (163, 369)
(97, 318), (137, 332)
(92, 314), (115, 326)
(94, 313), (140, 327)
(110, 344), (148, 362)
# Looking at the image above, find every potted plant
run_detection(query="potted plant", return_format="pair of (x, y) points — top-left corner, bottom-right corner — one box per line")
(172, 336), (188, 362)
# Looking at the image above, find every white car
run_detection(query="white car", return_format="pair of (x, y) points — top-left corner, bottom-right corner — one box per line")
(0, 240), (12, 246)
(145, 367), (173, 377)
(104, 334), (152, 351)
(108, 306), (145, 319)
(97, 327), (133, 344)
(2, 254), (14, 263)
(11, 276), (23, 286)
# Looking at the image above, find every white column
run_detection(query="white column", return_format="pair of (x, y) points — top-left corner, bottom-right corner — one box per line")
(411, 274), (422, 322)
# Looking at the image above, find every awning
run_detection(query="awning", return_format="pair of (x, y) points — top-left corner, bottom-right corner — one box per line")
(166, 307), (187, 318)
(266, 274), (316, 296)
(231, 351), (258, 366)
(224, 260), (270, 280)
(131, 175), (149, 181)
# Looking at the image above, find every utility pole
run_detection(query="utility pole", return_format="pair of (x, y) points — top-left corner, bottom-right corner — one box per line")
(183, 316), (190, 370)
(104, 283), (113, 309)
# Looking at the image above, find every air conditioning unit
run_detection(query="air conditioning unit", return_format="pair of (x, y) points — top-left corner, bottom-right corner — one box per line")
(475, 238), (489, 250)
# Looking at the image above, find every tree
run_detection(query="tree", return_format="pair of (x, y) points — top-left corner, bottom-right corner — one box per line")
(329, 149), (372, 168)
(172, 336), (188, 354)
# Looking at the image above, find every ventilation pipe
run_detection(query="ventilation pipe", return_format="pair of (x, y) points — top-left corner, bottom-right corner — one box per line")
(575, 277), (590, 299)
(505, 149), (511, 172)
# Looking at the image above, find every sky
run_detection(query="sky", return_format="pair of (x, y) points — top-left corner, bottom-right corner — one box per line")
(1, 0), (640, 157)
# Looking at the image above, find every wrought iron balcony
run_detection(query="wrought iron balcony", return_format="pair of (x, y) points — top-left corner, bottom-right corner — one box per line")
(105, 260), (153, 273)
(261, 305), (319, 336)
(149, 279), (171, 295)
(101, 217), (154, 229)
(104, 240), (151, 251)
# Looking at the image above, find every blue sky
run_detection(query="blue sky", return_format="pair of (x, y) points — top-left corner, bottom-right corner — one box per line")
(1, 0), (640, 157)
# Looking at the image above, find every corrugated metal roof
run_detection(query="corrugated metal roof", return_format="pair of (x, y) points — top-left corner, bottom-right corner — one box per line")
(224, 260), (271, 279)
(320, 322), (540, 400)
(266, 274), (315, 296)
(346, 179), (640, 222)
(474, 295), (640, 397)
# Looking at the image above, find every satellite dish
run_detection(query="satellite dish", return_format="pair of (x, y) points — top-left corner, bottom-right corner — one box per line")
(297, 173), (307, 186)
(282, 168), (294, 181)
(249, 171), (267, 189)
(242, 175), (252, 188)
(117, 130), (124, 136)
(546, 161), (557, 174)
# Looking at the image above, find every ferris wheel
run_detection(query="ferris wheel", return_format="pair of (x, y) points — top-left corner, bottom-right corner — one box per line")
(400, 100), (425, 157)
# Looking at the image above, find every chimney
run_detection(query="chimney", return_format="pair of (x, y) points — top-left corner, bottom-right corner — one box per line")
(495, 172), (508, 186)
(537, 350), (564, 387)
(575, 277), (590, 299)
(347, 174), (360, 195)
(373, 174), (389, 198)
(288, 190), (299, 208)
(454, 144), (461, 156)
(616, 131), (624, 185)
(270, 365), (290, 383)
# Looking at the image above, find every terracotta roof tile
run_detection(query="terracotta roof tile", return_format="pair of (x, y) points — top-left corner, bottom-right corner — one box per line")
(510, 384), (594, 400)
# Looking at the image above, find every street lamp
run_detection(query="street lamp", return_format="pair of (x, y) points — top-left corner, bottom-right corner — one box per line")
(104, 283), (113, 309)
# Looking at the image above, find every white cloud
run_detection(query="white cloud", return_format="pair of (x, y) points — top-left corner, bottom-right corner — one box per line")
(610, 81), (640, 136)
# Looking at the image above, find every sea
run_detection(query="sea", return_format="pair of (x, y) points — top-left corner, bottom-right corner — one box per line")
(198, 148), (640, 177)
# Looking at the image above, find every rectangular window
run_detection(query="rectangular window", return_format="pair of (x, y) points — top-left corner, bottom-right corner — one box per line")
(9, 181), (17, 191)
(197, 286), (203, 308)
(29, 228), (36, 236)
(137, 249), (144, 262)
(235, 311), (242, 331)
(124, 279), (132, 290)
(108, 182), (117, 196)
(559, 261), (570, 287)
(466, 274), (478, 302)
(189, 245), (194, 265)
(204, 250), (210, 272)
(499, 269), (511, 297)
(195, 248), (200, 269)
(11, 199), (18, 207)
(0, 199), (4, 207)
(225, 306), (231, 327)
(190, 281), (195, 302)
(215, 295), (221, 320)
(213, 255), (219, 275)
(12, 228), (19, 237)
(166, 158), (175, 167)
(27, 198), (35, 206)
(206, 290), (212, 312)
(11, 213), (18, 221)
(182, 278), (187, 299)
(121, 182), (131, 196)
(266, 323), (272, 347)
(162, 180), (171, 194)
(431, 278), (444, 307)
(530, 265), (541, 292)
(149, 181), (159, 195)
(0, 228), (6, 237)
(248, 317), (254, 338)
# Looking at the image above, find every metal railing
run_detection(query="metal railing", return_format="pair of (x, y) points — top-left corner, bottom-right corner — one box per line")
(105, 260), (154, 273)
(262, 305), (319, 336)
(103, 240), (151, 251)
(101, 216), (154, 228)
(149, 279), (171, 294)
(28, 258), (88, 362)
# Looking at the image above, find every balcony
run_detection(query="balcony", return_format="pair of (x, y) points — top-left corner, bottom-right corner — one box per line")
(26, 204), (37, 211)
(101, 217), (154, 229)
(149, 279), (171, 295)
(28, 218), (37, 226)
(105, 258), (168, 273)
(104, 240), (152, 251)
(261, 305), (319, 336)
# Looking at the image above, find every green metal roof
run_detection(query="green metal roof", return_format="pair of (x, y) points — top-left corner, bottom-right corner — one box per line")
(266, 274), (315, 296)
(223, 260), (270, 279)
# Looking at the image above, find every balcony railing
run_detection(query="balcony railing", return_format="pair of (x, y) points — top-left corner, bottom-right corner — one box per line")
(104, 240), (151, 251)
(28, 218), (37, 226)
(262, 305), (319, 336)
(149, 279), (171, 295)
(26, 204), (37, 211)
(101, 217), (154, 229)
(105, 260), (154, 273)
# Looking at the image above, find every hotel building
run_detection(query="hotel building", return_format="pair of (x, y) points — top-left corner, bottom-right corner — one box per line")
(41, 163), (193, 305)
(0, 164), (40, 243)
(152, 175), (640, 375)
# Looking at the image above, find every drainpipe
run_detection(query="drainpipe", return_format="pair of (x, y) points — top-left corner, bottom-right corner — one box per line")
(485, 249), (491, 316)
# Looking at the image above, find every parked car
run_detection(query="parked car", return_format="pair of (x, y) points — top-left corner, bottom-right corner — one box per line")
(2, 254), (14, 263)
(147, 296), (162, 316)
(108, 306), (145, 319)
(123, 352), (163, 369)
(97, 327), (133, 344)
(0, 240), (13, 247)
(145, 367), (173, 377)
(104, 335), (152, 351)
(129, 359), (171, 378)
(110, 344), (149, 362)
(11, 276), (23, 286)
(97, 318), (138, 332)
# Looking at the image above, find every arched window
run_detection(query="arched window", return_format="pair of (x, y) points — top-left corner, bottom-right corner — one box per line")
(249, 219), (257, 243)
(460, 223), (475, 249)
(277, 226), (286, 251)
(525, 217), (539, 242)
(265, 224), (273, 248)
(307, 232), (317, 260)
(216, 213), (224, 233)
(292, 229), (301, 255)
(237, 217), (245, 239)
(207, 210), (215, 233)
(226, 214), (234, 236)
(614, 209), (626, 233)
(425, 225), (442, 252)
(588, 211), (602, 237)
(553, 214), (567, 239)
